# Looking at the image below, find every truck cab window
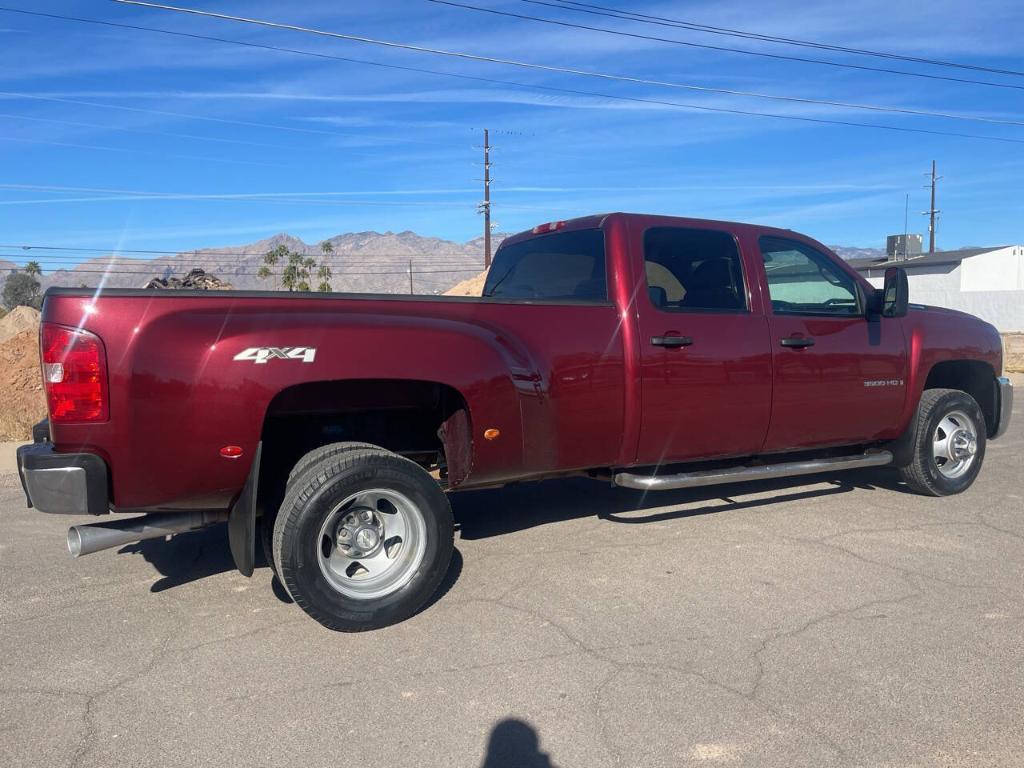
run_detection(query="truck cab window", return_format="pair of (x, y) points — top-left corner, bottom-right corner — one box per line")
(643, 227), (746, 312)
(759, 237), (860, 316)
(483, 229), (606, 301)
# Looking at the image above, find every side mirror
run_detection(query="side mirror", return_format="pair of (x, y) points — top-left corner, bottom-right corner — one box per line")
(881, 266), (909, 318)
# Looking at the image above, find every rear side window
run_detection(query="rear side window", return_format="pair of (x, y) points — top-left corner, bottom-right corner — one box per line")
(643, 227), (747, 312)
(483, 229), (606, 301)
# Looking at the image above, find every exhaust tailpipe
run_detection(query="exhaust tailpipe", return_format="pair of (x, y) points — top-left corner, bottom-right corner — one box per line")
(68, 510), (229, 558)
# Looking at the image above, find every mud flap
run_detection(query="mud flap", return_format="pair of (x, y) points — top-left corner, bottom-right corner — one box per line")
(887, 407), (921, 468)
(228, 442), (262, 577)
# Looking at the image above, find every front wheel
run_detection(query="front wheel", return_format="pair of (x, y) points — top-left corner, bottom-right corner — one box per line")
(899, 388), (987, 496)
(273, 447), (454, 631)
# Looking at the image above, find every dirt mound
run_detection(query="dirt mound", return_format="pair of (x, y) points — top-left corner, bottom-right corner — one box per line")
(0, 305), (40, 345)
(0, 329), (46, 441)
(1004, 333), (1024, 373)
(444, 271), (487, 297)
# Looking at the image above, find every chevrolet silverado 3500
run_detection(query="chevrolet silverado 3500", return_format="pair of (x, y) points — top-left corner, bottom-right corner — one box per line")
(17, 213), (1013, 630)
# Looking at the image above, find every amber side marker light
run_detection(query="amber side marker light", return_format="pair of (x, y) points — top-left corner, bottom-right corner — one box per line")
(483, 428), (501, 441)
(220, 445), (244, 459)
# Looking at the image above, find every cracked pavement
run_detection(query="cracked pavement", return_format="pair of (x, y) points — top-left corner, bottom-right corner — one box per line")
(1, 394), (1022, 767)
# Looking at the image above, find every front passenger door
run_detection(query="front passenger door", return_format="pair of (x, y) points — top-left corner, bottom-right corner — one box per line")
(759, 237), (907, 452)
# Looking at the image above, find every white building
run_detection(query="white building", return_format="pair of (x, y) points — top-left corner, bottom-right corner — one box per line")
(850, 246), (1024, 332)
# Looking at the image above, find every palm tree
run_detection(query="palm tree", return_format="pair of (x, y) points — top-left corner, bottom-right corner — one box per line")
(318, 240), (334, 292)
(24, 261), (42, 278)
(260, 244), (288, 290)
(317, 263), (332, 293)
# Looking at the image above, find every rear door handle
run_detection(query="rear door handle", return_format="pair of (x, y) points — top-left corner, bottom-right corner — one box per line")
(780, 337), (815, 348)
(652, 335), (693, 348)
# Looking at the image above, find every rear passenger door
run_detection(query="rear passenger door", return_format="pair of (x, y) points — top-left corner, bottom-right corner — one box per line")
(634, 224), (773, 464)
(757, 236), (907, 451)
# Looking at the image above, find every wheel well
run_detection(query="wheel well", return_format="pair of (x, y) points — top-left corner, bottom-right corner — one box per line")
(923, 360), (998, 436)
(257, 379), (471, 513)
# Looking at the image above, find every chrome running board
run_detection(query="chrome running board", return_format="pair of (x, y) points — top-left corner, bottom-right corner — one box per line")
(613, 450), (893, 491)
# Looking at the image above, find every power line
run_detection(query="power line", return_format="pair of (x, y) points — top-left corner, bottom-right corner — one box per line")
(104, 0), (1024, 145)
(431, 0), (1024, 93)
(4, 253), (491, 264)
(3, 258), (491, 268)
(0, 262), (482, 276)
(533, 0), (1024, 78)
(0, 134), (287, 168)
(0, 96), (355, 141)
(1, 243), (494, 264)
(0, 183), (478, 197)
(0, 195), (486, 209)
(1, 237), (491, 257)
(114, 0), (1024, 127)
(10, 4), (1023, 144)
(6, 261), (491, 271)
(0, 7), (423, 139)
(0, 112), (288, 150)
(3, 253), (491, 265)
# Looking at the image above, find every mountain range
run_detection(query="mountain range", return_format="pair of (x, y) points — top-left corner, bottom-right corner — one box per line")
(1, 231), (500, 296)
(0, 231), (888, 297)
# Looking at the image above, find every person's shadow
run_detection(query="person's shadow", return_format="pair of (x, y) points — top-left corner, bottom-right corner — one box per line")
(481, 719), (555, 768)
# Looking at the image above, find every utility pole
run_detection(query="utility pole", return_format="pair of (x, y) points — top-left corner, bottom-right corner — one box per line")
(922, 160), (941, 254)
(408, 259), (414, 294)
(479, 128), (492, 268)
(902, 194), (909, 261)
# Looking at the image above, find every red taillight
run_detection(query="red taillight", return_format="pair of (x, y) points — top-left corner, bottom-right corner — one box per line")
(40, 323), (109, 423)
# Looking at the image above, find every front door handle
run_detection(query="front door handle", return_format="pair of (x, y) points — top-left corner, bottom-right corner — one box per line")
(652, 335), (693, 348)
(780, 337), (815, 348)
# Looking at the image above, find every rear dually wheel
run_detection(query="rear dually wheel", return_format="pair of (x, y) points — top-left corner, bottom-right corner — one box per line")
(272, 446), (454, 631)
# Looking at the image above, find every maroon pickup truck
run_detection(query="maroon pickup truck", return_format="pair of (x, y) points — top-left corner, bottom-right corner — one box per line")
(18, 213), (1013, 631)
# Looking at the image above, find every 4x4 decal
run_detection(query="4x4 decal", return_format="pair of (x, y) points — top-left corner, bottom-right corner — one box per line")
(233, 347), (317, 364)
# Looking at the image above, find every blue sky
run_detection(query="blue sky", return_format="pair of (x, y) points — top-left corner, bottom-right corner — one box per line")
(1, 0), (1022, 269)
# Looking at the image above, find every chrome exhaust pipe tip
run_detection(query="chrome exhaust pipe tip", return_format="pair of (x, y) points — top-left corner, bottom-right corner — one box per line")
(66, 511), (229, 558)
(67, 527), (84, 558)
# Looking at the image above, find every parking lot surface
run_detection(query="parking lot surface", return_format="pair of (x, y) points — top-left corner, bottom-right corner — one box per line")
(1, 395), (1022, 768)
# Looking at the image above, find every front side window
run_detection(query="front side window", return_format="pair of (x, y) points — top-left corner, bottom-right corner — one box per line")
(482, 229), (606, 301)
(759, 237), (860, 316)
(643, 227), (746, 312)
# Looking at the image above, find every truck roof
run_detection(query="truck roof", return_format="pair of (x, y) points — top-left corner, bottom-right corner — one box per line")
(499, 212), (802, 250)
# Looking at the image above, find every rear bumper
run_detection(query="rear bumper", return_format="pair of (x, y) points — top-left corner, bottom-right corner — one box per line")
(993, 376), (1013, 440)
(17, 434), (109, 516)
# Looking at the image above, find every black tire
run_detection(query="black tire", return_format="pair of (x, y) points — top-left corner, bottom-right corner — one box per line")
(259, 512), (277, 575)
(272, 447), (454, 631)
(261, 442), (385, 577)
(899, 388), (987, 496)
(287, 441), (384, 486)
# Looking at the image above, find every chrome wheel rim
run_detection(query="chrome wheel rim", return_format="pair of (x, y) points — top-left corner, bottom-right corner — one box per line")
(932, 409), (978, 480)
(317, 488), (427, 600)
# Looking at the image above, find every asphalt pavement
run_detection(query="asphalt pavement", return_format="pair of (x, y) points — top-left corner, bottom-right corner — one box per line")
(1, 394), (1022, 768)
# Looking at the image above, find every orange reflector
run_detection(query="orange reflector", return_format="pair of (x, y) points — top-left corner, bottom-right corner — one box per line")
(483, 428), (500, 441)
(220, 445), (243, 458)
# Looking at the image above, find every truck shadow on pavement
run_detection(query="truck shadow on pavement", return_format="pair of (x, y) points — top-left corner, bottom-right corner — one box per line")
(117, 524), (465, 605)
(452, 466), (908, 539)
(116, 466), (903, 593)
